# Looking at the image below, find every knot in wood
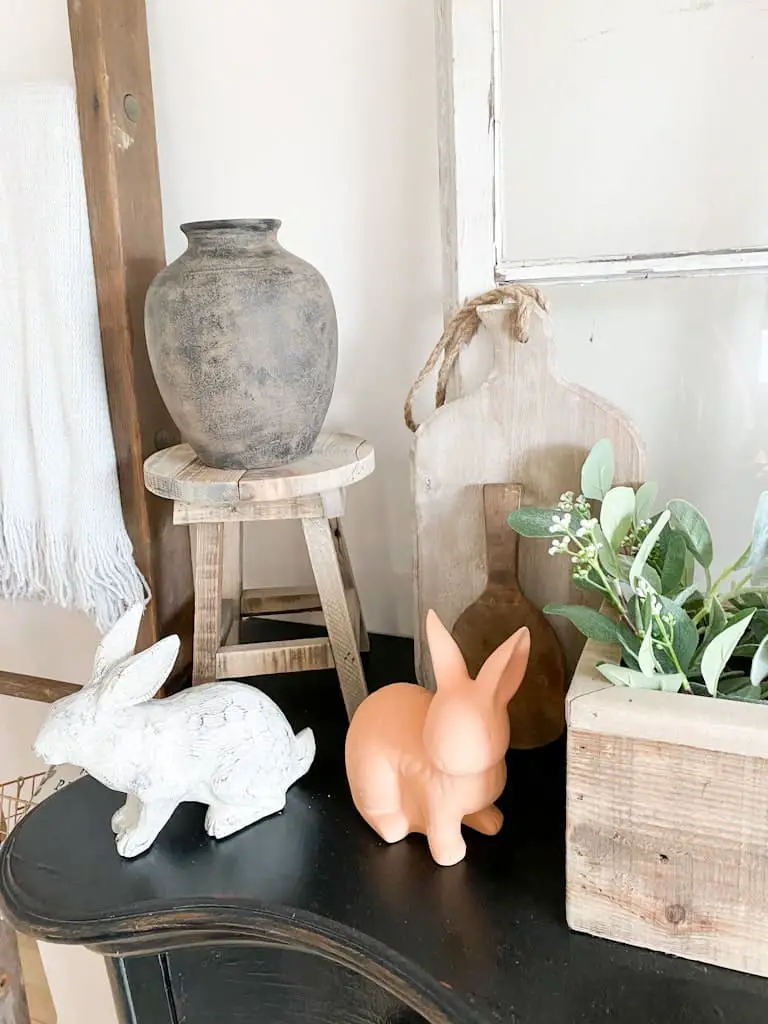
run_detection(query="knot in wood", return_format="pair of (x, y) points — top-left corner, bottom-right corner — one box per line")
(665, 904), (686, 926)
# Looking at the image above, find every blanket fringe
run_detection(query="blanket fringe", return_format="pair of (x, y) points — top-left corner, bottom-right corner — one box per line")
(0, 515), (147, 633)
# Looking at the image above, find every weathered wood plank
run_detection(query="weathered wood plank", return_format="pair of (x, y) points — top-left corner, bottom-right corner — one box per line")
(68, 0), (193, 656)
(0, 672), (78, 705)
(302, 517), (367, 719)
(173, 495), (327, 525)
(241, 587), (322, 618)
(0, 912), (29, 1024)
(146, 436), (373, 506)
(567, 638), (768, 759)
(238, 435), (374, 502)
(221, 524), (242, 645)
(216, 638), (334, 679)
(567, 728), (768, 976)
(192, 524), (223, 685)
(332, 520), (370, 653)
(435, 0), (496, 317)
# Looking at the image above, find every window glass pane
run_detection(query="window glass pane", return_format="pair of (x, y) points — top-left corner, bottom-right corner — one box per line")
(499, 0), (768, 262)
(546, 275), (768, 568)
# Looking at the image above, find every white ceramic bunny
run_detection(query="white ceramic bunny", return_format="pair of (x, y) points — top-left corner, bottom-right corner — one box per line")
(33, 603), (316, 858)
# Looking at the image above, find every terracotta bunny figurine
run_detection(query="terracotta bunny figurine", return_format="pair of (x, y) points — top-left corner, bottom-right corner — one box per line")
(345, 610), (530, 866)
(34, 603), (315, 858)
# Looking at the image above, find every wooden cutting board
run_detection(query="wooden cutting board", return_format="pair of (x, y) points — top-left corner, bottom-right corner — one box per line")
(412, 303), (645, 690)
(452, 483), (566, 749)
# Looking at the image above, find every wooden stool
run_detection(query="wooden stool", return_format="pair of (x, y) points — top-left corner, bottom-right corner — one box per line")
(143, 433), (375, 720)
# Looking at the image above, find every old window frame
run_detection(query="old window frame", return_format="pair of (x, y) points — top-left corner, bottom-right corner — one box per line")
(435, 0), (768, 301)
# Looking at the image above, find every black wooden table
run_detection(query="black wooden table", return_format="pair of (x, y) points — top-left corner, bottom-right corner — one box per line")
(1, 627), (767, 1023)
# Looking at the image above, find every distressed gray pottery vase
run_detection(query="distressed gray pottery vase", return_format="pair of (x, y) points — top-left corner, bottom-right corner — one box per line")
(145, 219), (338, 469)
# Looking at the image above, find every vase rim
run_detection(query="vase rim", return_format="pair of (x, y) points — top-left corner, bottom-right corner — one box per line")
(181, 218), (282, 234)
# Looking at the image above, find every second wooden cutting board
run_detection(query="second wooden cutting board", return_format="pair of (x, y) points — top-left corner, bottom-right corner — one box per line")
(451, 483), (566, 750)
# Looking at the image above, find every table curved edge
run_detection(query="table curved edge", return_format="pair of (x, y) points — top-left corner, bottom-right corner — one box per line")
(0, 833), (476, 1024)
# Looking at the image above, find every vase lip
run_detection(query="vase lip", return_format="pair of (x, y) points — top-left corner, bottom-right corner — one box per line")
(181, 218), (282, 235)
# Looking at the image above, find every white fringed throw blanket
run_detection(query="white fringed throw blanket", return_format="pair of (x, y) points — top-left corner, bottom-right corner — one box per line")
(0, 84), (145, 631)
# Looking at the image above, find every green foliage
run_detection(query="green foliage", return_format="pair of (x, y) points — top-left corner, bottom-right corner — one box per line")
(507, 507), (559, 538)
(660, 534), (687, 595)
(751, 634), (768, 688)
(701, 613), (755, 696)
(630, 512), (670, 590)
(543, 604), (620, 643)
(581, 439), (614, 500)
(668, 499), (714, 570)
(505, 438), (768, 705)
(599, 486), (635, 551)
(749, 492), (768, 569)
(634, 481), (658, 527)
(597, 663), (685, 692)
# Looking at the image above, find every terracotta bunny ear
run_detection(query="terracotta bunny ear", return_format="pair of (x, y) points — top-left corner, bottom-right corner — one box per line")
(96, 635), (180, 710)
(91, 602), (146, 685)
(477, 627), (531, 706)
(426, 610), (469, 690)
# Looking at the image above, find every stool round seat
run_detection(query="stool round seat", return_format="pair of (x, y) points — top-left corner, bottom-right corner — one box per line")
(144, 433), (375, 505)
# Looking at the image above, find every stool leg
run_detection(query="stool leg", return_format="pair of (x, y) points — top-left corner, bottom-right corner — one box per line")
(222, 523), (243, 646)
(331, 519), (370, 653)
(192, 523), (224, 685)
(302, 517), (368, 719)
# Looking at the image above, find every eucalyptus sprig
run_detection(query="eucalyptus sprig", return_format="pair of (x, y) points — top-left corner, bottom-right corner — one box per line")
(507, 439), (768, 701)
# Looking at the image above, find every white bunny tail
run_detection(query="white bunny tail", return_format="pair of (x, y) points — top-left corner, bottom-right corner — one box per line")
(291, 728), (316, 784)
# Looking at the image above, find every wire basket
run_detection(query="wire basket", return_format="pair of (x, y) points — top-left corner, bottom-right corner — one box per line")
(0, 769), (55, 842)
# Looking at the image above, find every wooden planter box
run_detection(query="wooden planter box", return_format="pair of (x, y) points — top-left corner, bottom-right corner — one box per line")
(565, 637), (768, 977)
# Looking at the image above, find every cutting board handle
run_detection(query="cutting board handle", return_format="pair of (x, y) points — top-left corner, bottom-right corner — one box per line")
(483, 483), (523, 588)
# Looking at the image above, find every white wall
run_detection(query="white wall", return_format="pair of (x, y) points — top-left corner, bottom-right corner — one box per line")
(0, 0), (443, 779)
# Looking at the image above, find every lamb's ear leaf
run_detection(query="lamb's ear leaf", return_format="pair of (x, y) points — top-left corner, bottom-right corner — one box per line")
(91, 603), (145, 684)
(97, 635), (180, 710)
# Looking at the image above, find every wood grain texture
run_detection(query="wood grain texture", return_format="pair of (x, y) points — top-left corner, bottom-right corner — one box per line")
(221, 525), (242, 646)
(216, 639), (335, 679)
(169, 946), (428, 1024)
(0, 912), (29, 1024)
(567, 638), (768, 758)
(0, 673), (78, 704)
(107, 957), (171, 1024)
(68, 0), (192, 655)
(566, 728), (768, 976)
(238, 434), (374, 503)
(145, 436), (374, 506)
(16, 936), (55, 1024)
(302, 518), (368, 720)
(241, 587), (322, 617)
(452, 484), (566, 749)
(435, 0), (496, 318)
(332, 520), (370, 653)
(192, 525), (223, 685)
(173, 495), (327, 525)
(413, 304), (645, 689)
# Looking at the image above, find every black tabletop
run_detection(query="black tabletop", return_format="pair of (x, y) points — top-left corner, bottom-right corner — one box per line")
(2, 626), (767, 1024)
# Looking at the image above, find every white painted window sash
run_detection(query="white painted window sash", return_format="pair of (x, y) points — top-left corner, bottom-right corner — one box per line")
(437, 0), (768, 296)
(497, 248), (768, 286)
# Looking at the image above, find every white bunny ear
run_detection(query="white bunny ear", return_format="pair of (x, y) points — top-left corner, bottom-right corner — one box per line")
(96, 635), (180, 710)
(91, 602), (146, 684)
